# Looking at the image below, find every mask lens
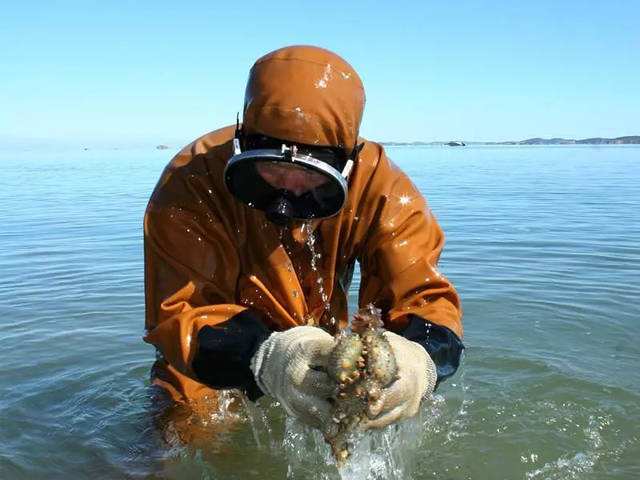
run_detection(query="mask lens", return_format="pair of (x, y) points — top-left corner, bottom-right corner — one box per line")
(224, 139), (349, 223)
(256, 162), (329, 196)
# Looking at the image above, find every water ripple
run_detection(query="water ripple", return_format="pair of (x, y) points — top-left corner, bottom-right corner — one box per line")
(1, 147), (639, 479)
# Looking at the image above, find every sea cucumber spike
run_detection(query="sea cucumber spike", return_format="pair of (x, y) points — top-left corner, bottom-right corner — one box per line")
(367, 385), (381, 400)
(368, 398), (384, 415)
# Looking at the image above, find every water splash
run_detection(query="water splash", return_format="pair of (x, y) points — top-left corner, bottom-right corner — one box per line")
(304, 222), (336, 327)
(282, 397), (448, 479)
(159, 374), (466, 479)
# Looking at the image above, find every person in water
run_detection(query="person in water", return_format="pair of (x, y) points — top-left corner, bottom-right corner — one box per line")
(143, 45), (464, 433)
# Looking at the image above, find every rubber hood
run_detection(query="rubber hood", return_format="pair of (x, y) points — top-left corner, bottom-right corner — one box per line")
(242, 45), (366, 154)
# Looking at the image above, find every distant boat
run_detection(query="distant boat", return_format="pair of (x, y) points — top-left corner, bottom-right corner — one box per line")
(446, 141), (466, 147)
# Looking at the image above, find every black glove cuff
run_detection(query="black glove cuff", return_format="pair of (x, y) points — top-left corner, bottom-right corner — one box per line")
(398, 314), (465, 388)
(192, 309), (271, 401)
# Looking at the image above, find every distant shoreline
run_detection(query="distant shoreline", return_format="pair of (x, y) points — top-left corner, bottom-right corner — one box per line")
(381, 136), (640, 146)
(2, 136), (638, 153)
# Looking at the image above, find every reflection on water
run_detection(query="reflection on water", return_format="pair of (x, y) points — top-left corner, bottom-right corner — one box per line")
(1, 146), (639, 479)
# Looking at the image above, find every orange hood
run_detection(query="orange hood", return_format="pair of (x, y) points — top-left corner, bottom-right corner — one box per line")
(242, 45), (366, 153)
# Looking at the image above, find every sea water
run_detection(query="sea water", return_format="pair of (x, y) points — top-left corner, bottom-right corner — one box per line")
(0, 145), (638, 479)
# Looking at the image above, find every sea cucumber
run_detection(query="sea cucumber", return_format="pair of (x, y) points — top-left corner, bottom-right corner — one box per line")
(324, 304), (398, 466)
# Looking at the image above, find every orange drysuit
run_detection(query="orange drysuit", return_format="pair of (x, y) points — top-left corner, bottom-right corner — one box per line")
(144, 46), (463, 406)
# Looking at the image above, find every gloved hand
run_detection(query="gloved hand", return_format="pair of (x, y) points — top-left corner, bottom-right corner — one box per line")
(250, 326), (336, 428)
(362, 331), (437, 429)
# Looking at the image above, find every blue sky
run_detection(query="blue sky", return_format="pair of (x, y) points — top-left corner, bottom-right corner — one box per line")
(1, 0), (638, 146)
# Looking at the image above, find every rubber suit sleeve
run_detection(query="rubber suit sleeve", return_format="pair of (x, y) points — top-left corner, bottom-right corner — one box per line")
(398, 314), (464, 386)
(143, 182), (259, 390)
(358, 157), (464, 383)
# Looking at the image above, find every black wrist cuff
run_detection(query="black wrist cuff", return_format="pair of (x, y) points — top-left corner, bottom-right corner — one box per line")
(398, 314), (465, 388)
(192, 309), (271, 401)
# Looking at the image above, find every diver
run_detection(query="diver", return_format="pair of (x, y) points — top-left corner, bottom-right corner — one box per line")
(143, 45), (464, 434)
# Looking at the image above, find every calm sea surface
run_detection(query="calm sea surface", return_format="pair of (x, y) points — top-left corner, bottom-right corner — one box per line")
(1, 145), (638, 479)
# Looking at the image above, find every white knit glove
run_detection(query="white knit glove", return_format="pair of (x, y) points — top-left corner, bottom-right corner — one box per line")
(250, 326), (336, 428)
(362, 331), (437, 429)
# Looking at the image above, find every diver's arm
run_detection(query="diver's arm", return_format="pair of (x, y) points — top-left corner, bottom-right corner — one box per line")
(358, 153), (464, 386)
(142, 152), (280, 399)
(144, 201), (270, 398)
(144, 197), (335, 406)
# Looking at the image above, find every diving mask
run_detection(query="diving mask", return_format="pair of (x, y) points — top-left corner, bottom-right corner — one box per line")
(224, 134), (355, 225)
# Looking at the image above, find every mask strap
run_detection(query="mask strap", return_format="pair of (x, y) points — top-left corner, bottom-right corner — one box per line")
(341, 159), (354, 178)
(342, 142), (364, 178)
(233, 112), (242, 155)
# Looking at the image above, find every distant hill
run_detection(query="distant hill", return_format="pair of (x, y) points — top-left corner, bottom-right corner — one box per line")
(381, 136), (640, 146)
(496, 136), (640, 145)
